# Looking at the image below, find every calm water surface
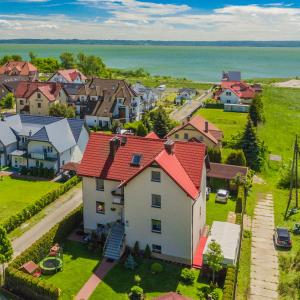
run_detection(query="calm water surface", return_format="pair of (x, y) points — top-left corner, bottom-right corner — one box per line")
(0, 44), (299, 81)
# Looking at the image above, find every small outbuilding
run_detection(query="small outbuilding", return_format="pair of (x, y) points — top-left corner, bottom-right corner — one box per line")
(20, 261), (41, 277)
(203, 221), (241, 266)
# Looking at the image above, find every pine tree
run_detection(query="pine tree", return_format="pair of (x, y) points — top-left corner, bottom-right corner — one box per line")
(150, 106), (172, 138)
(249, 95), (265, 127)
(124, 254), (137, 270)
(207, 147), (222, 163)
(241, 118), (264, 171)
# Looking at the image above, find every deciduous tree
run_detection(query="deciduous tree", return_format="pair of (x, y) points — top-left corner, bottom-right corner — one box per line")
(60, 52), (76, 69)
(206, 241), (224, 283)
(49, 103), (75, 118)
(225, 150), (246, 166)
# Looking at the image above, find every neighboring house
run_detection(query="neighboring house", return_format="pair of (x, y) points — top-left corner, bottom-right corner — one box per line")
(132, 82), (159, 112)
(222, 71), (241, 82)
(0, 61), (38, 81)
(175, 88), (197, 105)
(75, 78), (140, 127)
(78, 133), (208, 265)
(165, 116), (223, 148)
(15, 81), (68, 115)
(0, 114), (89, 173)
(49, 69), (87, 84)
(0, 82), (13, 100)
(60, 83), (84, 104)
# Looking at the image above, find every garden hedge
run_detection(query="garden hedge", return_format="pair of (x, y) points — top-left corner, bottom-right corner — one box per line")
(235, 186), (244, 214)
(222, 266), (236, 300)
(2, 176), (81, 233)
(5, 205), (83, 300)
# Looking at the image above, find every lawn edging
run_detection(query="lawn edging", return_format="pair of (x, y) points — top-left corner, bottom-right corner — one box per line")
(1, 176), (81, 234)
(5, 205), (83, 300)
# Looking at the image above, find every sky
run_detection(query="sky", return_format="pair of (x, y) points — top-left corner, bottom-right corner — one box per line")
(0, 0), (300, 40)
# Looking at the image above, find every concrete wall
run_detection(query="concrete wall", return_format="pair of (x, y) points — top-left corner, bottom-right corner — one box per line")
(224, 104), (250, 113)
(124, 166), (194, 264)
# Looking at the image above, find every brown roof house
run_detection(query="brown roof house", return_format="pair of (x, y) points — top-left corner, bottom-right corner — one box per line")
(166, 115), (223, 148)
(15, 81), (68, 116)
(0, 61), (38, 82)
(75, 78), (140, 128)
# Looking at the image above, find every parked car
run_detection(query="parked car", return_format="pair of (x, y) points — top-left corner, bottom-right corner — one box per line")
(215, 189), (229, 203)
(274, 227), (292, 249)
(157, 84), (166, 91)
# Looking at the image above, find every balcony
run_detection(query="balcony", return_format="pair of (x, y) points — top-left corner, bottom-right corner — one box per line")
(111, 187), (124, 205)
(29, 152), (58, 161)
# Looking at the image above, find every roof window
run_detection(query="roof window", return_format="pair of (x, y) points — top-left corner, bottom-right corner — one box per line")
(131, 154), (142, 166)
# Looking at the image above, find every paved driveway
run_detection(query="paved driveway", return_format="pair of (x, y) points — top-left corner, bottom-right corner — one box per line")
(250, 194), (279, 300)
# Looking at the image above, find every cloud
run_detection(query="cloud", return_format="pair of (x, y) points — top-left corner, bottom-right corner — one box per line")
(0, 3), (300, 40)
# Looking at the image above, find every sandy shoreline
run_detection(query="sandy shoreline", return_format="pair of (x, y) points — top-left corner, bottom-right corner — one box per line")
(273, 79), (300, 88)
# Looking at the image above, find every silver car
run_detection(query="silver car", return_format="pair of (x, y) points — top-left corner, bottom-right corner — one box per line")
(215, 189), (229, 203)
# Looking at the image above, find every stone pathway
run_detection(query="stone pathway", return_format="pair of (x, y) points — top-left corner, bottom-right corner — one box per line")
(243, 214), (252, 231)
(75, 259), (116, 300)
(250, 193), (279, 300)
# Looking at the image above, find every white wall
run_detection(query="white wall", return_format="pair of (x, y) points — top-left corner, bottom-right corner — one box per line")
(82, 177), (123, 231)
(71, 126), (89, 162)
(85, 115), (111, 128)
(220, 89), (240, 104)
(124, 166), (194, 263)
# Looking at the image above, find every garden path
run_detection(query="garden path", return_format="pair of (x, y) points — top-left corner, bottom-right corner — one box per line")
(249, 193), (279, 300)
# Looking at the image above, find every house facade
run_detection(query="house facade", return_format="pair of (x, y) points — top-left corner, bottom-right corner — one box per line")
(78, 133), (208, 265)
(49, 69), (87, 84)
(15, 82), (68, 115)
(166, 116), (223, 148)
(0, 61), (38, 81)
(0, 114), (89, 173)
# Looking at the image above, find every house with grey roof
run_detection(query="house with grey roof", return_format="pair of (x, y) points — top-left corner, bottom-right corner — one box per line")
(0, 114), (89, 173)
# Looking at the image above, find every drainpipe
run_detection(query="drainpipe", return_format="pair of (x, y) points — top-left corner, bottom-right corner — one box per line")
(191, 197), (196, 266)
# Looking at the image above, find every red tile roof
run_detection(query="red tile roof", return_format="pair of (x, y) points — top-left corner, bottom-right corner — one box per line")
(166, 116), (223, 145)
(78, 133), (206, 200)
(207, 163), (248, 180)
(56, 69), (87, 83)
(221, 81), (256, 99)
(0, 61), (37, 76)
(145, 131), (160, 139)
(15, 81), (63, 102)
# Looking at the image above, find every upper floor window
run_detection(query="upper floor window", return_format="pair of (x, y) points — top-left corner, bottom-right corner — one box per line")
(184, 133), (189, 140)
(37, 93), (41, 99)
(20, 100), (24, 105)
(226, 91), (232, 96)
(151, 171), (161, 182)
(175, 133), (179, 139)
(151, 194), (161, 208)
(96, 201), (105, 214)
(226, 100), (231, 103)
(96, 178), (104, 191)
(152, 219), (161, 233)
(37, 103), (41, 108)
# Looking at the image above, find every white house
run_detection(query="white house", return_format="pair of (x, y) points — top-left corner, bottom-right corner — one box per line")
(49, 69), (87, 84)
(0, 114), (89, 173)
(175, 88), (197, 105)
(78, 133), (208, 265)
(132, 82), (159, 112)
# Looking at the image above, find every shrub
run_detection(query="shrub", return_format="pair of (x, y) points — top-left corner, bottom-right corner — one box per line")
(130, 285), (143, 299)
(235, 186), (244, 214)
(222, 266), (236, 300)
(134, 274), (141, 285)
(144, 244), (151, 259)
(124, 254), (137, 270)
(208, 147), (222, 163)
(150, 262), (163, 274)
(133, 241), (140, 257)
(225, 150), (246, 166)
(180, 268), (196, 285)
(5, 205), (82, 300)
(1, 176), (81, 233)
(235, 214), (242, 225)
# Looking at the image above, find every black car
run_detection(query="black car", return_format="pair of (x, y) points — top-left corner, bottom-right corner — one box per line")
(274, 227), (292, 249)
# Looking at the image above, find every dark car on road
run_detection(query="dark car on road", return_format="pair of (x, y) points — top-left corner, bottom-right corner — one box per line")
(274, 227), (292, 249)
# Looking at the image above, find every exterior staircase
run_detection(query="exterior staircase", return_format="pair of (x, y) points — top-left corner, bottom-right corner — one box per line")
(103, 223), (125, 261)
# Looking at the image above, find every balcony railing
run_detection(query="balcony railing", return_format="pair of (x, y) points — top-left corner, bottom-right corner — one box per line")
(111, 187), (124, 205)
(29, 152), (58, 161)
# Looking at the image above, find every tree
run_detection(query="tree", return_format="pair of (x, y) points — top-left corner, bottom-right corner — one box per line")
(225, 150), (246, 166)
(49, 103), (75, 118)
(0, 226), (13, 281)
(249, 95), (265, 126)
(28, 51), (37, 62)
(0, 93), (15, 109)
(241, 117), (265, 171)
(136, 122), (148, 137)
(60, 52), (76, 69)
(141, 113), (152, 132)
(124, 254), (137, 270)
(206, 241), (224, 283)
(31, 57), (60, 73)
(77, 52), (109, 77)
(0, 55), (22, 65)
(207, 147), (222, 163)
(150, 106), (174, 138)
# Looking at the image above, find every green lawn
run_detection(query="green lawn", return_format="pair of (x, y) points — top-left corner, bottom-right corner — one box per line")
(0, 176), (59, 222)
(90, 258), (219, 300)
(42, 241), (101, 300)
(206, 193), (236, 226)
(194, 108), (248, 140)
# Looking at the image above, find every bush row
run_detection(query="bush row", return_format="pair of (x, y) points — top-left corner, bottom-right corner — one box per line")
(5, 205), (83, 300)
(222, 266), (236, 300)
(2, 176), (81, 233)
(205, 103), (224, 109)
(20, 166), (55, 179)
(235, 185), (244, 214)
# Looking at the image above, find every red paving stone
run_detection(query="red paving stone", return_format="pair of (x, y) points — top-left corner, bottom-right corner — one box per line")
(75, 259), (116, 300)
(193, 236), (208, 269)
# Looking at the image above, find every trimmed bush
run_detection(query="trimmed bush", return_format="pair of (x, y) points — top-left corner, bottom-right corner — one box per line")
(180, 268), (196, 285)
(5, 205), (83, 300)
(235, 214), (242, 225)
(130, 285), (143, 299)
(133, 241), (140, 257)
(134, 274), (141, 285)
(222, 266), (236, 300)
(1, 176), (81, 233)
(235, 186), (244, 214)
(143, 244), (151, 259)
(150, 262), (163, 274)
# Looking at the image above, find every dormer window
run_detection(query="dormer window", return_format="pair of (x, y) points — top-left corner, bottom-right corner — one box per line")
(131, 154), (142, 166)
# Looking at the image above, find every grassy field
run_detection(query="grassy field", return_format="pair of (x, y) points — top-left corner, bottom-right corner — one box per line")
(0, 176), (59, 222)
(42, 241), (101, 300)
(90, 258), (221, 300)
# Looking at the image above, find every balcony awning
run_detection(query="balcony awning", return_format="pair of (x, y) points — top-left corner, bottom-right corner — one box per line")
(10, 150), (26, 156)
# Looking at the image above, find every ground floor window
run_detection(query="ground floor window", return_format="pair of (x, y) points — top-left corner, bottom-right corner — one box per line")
(151, 219), (161, 233)
(96, 201), (105, 214)
(152, 244), (162, 254)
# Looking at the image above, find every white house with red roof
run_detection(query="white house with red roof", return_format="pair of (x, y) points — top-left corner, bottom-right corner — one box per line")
(165, 116), (223, 148)
(49, 69), (87, 84)
(78, 133), (208, 265)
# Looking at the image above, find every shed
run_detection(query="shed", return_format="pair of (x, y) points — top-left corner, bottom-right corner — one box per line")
(207, 163), (248, 180)
(20, 261), (41, 277)
(203, 221), (241, 266)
